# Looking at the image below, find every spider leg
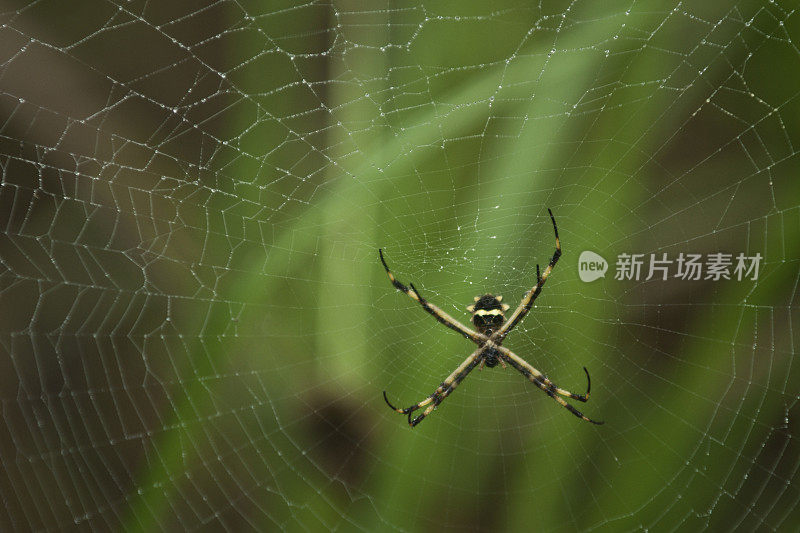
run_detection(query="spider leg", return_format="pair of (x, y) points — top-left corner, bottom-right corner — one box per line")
(379, 249), (487, 345)
(540, 384), (603, 425)
(498, 347), (603, 424)
(498, 346), (593, 401)
(409, 356), (481, 427)
(382, 390), (434, 414)
(494, 209), (561, 341)
(383, 347), (483, 427)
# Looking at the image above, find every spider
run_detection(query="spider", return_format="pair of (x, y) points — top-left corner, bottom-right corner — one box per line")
(380, 209), (603, 427)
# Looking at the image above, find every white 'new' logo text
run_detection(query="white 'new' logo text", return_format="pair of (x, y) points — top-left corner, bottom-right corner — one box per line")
(578, 251), (608, 282)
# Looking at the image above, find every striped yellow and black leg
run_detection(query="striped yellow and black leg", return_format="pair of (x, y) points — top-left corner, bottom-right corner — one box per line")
(408, 356), (481, 427)
(379, 249), (487, 344)
(495, 208), (562, 341)
(383, 348), (483, 427)
(538, 379), (602, 425)
(382, 390), (434, 416)
(499, 346), (603, 424)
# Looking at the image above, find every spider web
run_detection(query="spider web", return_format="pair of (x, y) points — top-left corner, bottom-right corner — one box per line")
(0, 0), (798, 530)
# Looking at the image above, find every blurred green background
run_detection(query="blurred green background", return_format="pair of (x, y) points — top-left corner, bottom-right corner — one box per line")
(0, 0), (798, 531)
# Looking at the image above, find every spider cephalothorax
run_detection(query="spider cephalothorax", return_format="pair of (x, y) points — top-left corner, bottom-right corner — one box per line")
(379, 209), (603, 427)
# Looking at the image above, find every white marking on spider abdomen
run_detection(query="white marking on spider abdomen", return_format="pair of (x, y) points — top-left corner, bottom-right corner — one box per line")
(472, 309), (504, 316)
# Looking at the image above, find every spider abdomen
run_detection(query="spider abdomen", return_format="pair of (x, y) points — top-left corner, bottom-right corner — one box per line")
(467, 294), (510, 335)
